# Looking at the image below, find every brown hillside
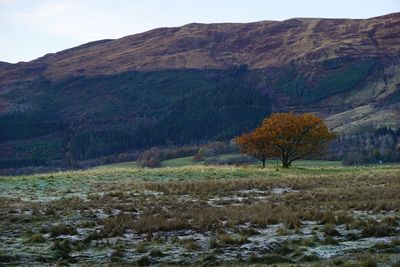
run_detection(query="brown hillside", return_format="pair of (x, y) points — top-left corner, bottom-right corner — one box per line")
(1, 13), (399, 81)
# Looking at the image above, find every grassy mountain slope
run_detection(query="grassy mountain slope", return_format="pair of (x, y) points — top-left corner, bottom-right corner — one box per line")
(0, 14), (399, 167)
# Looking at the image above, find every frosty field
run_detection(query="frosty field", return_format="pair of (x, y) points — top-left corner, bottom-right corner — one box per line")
(1, 163), (399, 266)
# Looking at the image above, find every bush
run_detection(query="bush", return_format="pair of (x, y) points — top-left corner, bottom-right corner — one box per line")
(137, 146), (201, 168)
(137, 148), (161, 168)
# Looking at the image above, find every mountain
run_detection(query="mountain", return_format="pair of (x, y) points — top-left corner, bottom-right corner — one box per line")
(1, 13), (399, 168)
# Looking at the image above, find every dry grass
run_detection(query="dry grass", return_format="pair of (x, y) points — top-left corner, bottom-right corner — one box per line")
(0, 164), (399, 265)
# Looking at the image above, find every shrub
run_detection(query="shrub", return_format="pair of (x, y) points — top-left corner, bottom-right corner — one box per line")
(137, 148), (161, 168)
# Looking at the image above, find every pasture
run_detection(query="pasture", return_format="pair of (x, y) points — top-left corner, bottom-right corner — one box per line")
(0, 161), (399, 266)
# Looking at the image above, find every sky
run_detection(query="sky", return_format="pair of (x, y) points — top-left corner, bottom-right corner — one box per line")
(1, 0), (399, 63)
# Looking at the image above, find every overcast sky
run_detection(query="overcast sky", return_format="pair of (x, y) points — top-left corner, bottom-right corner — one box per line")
(1, 0), (399, 63)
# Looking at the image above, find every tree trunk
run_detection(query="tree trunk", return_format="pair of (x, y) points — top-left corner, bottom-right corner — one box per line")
(282, 162), (290, 168)
(262, 159), (266, 168)
(282, 154), (290, 168)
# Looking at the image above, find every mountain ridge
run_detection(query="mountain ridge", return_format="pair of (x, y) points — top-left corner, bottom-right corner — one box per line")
(1, 12), (399, 80)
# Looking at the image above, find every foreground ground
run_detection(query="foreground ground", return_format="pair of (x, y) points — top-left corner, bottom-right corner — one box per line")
(0, 163), (399, 266)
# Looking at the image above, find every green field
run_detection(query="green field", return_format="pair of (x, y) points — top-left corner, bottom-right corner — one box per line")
(97, 153), (343, 169)
(0, 162), (399, 266)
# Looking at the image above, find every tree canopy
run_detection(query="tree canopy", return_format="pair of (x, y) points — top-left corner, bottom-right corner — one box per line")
(235, 128), (271, 167)
(236, 113), (336, 168)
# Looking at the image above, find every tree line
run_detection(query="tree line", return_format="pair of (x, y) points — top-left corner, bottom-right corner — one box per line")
(329, 127), (400, 165)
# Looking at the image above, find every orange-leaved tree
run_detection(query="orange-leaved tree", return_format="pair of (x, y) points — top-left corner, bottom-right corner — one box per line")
(236, 113), (336, 168)
(235, 127), (272, 168)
